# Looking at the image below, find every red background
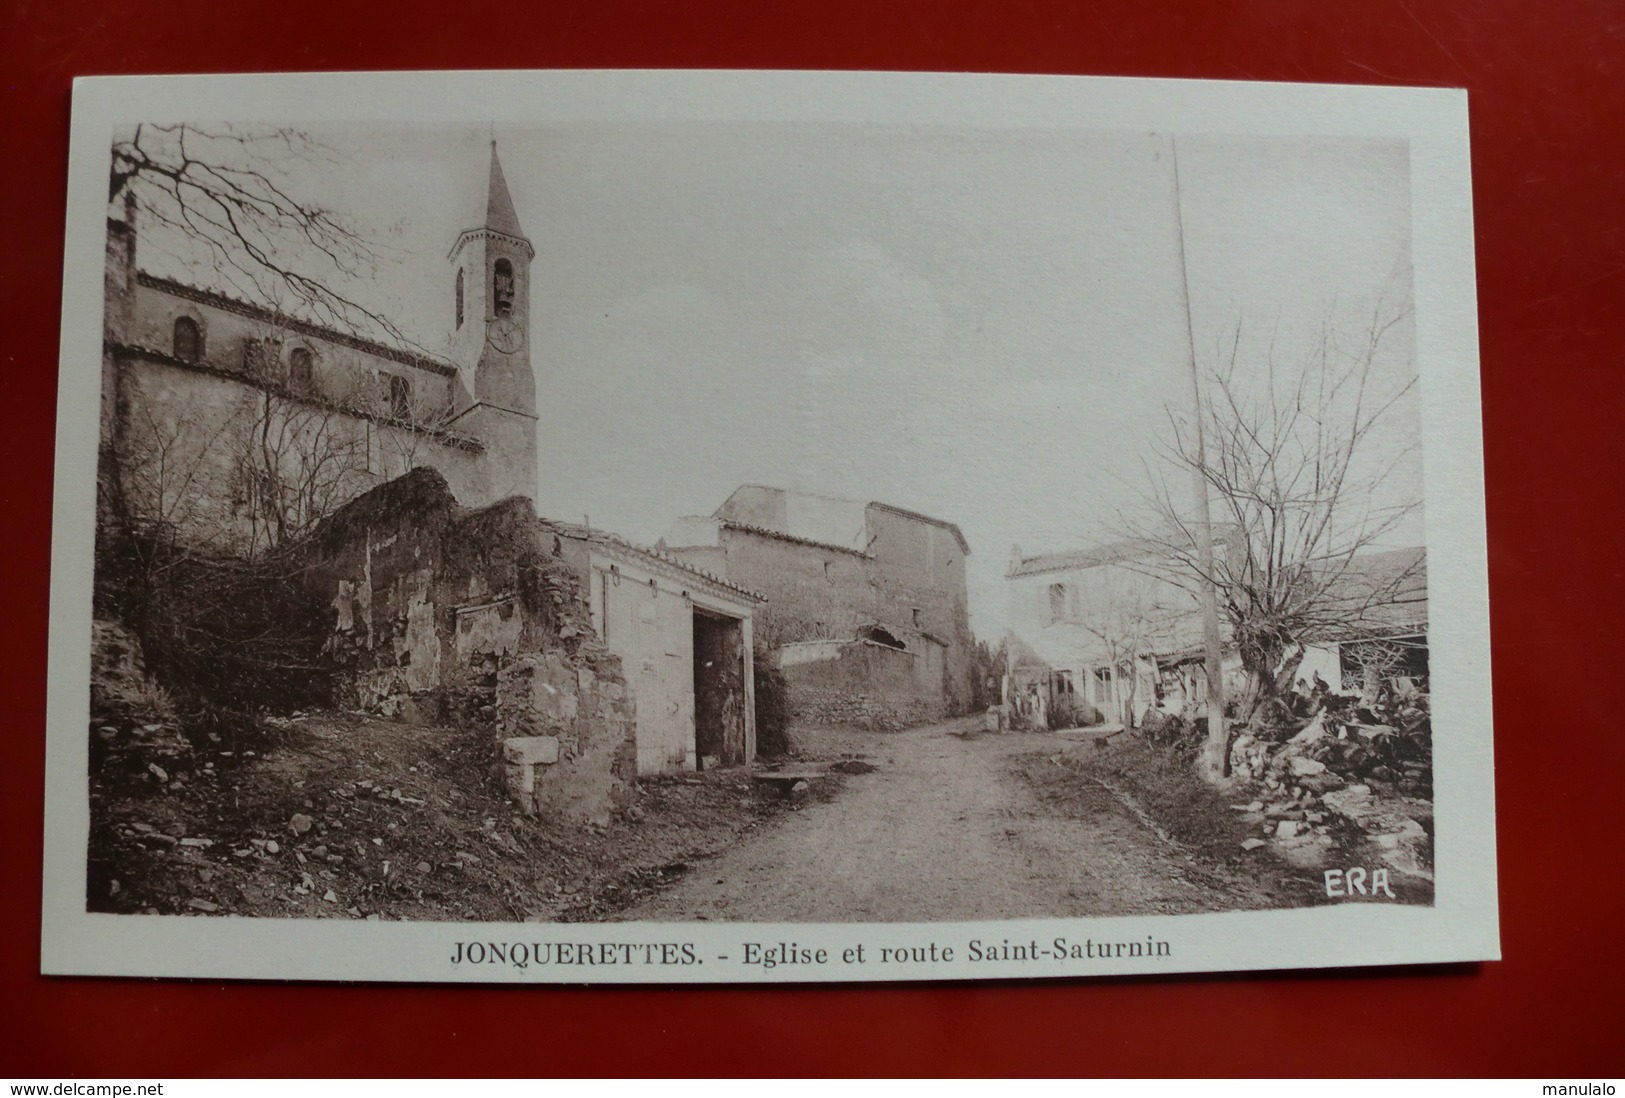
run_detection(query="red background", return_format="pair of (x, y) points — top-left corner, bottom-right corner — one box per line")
(3, 0), (1621, 1078)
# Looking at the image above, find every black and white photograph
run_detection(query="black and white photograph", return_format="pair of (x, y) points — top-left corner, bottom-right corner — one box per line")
(43, 70), (1496, 982)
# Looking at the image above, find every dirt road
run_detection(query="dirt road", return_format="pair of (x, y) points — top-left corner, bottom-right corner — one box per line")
(615, 717), (1274, 923)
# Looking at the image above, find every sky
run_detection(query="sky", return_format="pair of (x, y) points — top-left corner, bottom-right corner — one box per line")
(128, 121), (1421, 638)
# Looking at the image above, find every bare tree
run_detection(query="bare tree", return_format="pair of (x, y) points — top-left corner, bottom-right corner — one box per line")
(1133, 290), (1423, 727)
(110, 123), (421, 349)
(230, 381), (372, 557)
(1065, 566), (1182, 727)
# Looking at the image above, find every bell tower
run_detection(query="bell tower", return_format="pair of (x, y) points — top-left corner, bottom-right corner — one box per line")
(448, 141), (539, 504)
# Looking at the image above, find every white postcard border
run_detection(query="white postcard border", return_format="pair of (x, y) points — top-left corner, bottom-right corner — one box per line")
(43, 69), (1496, 983)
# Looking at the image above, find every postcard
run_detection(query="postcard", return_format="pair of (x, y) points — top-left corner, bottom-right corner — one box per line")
(43, 69), (1495, 982)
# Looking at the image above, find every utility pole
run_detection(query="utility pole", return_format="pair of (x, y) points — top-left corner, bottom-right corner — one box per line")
(1169, 135), (1229, 783)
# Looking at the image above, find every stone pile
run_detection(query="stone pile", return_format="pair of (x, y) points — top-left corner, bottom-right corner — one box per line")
(1228, 706), (1434, 880)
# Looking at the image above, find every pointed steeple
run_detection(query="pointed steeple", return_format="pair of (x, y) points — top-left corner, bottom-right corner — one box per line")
(483, 141), (525, 240)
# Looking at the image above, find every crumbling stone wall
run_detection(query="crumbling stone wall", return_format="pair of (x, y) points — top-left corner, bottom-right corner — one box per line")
(495, 652), (635, 823)
(779, 641), (949, 731)
(299, 468), (637, 824)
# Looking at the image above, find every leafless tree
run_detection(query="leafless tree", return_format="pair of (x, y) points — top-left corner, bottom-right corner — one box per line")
(1061, 566), (1176, 727)
(110, 123), (422, 350)
(230, 380), (372, 557)
(1132, 289), (1423, 725)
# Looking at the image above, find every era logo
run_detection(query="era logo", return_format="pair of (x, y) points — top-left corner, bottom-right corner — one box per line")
(1324, 867), (1397, 899)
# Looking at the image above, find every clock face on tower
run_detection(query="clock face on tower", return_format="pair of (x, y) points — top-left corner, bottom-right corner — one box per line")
(485, 316), (523, 354)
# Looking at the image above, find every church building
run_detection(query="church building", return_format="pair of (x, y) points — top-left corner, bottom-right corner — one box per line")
(101, 143), (540, 554)
(99, 140), (763, 780)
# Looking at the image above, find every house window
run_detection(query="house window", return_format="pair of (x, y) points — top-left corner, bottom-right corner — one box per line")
(288, 347), (314, 394)
(1048, 582), (1067, 623)
(455, 268), (465, 329)
(493, 258), (515, 317)
(1093, 666), (1113, 705)
(912, 607), (922, 628)
(388, 374), (411, 420)
(172, 316), (202, 362)
(1055, 670), (1075, 696)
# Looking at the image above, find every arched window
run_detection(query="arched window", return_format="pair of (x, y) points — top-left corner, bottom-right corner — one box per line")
(492, 258), (514, 317)
(455, 268), (464, 329)
(1048, 582), (1067, 623)
(172, 316), (202, 362)
(289, 347), (314, 394)
(388, 374), (411, 421)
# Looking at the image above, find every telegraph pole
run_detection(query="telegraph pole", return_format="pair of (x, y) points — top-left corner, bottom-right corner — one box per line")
(1169, 135), (1229, 782)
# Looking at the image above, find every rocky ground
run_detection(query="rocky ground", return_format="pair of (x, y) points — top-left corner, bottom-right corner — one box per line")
(1030, 730), (1434, 909)
(87, 704), (1432, 924)
(87, 710), (802, 922)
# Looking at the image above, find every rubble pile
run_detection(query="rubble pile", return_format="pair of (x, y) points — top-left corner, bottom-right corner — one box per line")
(1227, 684), (1433, 880)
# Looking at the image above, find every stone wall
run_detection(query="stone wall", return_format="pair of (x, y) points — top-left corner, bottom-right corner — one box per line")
(298, 468), (637, 824)
(710, 525), (972, 715)
(713, 529), (871, 649)
(778, 640), (948, 731)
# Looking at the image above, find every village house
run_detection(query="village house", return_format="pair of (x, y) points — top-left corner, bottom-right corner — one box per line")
(662, 486), (975, 728)
(545, 521), (764, 774)
(1004, 539), (1206, 729)
(1004, 539), (1428, 728)
(1294, 546), (1430, 697)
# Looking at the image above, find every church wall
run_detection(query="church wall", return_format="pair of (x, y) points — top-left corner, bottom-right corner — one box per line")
(452, 402), (536, 505)
(130, 281), (459, 426)
(110, 352), (487, 556)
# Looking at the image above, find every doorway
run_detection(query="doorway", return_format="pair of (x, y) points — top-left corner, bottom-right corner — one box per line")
(693, 610), (747, 769)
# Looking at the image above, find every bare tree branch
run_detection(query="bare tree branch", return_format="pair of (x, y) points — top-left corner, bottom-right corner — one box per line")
(1123, 289), (1422, 721)
(111, 123), (430, 355)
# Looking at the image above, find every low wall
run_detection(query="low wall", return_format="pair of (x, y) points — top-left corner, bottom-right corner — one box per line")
(779, 639), (947, 731)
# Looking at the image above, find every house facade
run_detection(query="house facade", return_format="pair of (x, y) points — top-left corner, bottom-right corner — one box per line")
(1004, 540), (1206, 729)
(1004, 540), (1429, 728)
(664, 485), (975, 728)
(546, 522), (764, 774)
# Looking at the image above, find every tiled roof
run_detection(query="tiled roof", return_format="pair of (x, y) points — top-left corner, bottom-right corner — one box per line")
(1007, 537), (1161, 578)
(547, 520), (767, 603)
(717, 520), (872, 557)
